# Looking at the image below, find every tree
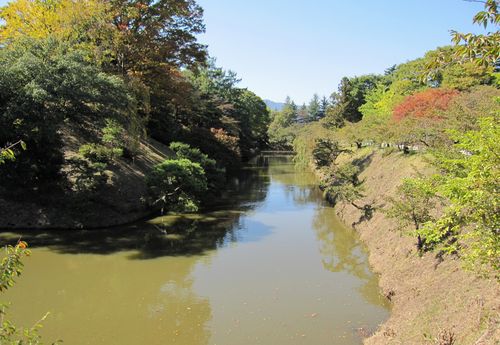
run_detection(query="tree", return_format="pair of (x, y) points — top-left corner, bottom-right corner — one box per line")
(267, 97), (299, 149)
(0, 38), (133, 187)
(393, 88), (460, 121)
(312, 138), (343, 167)
(320, 163), (365, 210)
(325, 75), (383, 125)
(331, 77), (356, 121)
(307, 94), (320, 122)
(386, 178), (440, 251)
(183, 61), (270, 158)
(109, 0), (207, 74)
(0, 0), (112, 46)
(426, 0), (499, 77)
(233, 89), (270, 155)
(451, 0), (500, 67)
(147, 158), (208, 212)
(297, 103), (308, 123)
(318, 96), (329, 119)
(428, 116), (500, 274)
(269, 97), (297, 128)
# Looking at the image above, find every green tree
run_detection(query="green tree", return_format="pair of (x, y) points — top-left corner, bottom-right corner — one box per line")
(312, 138), (344, 168)
(0, 38), (133, 187)
(386, 178), (441, 251)
(426, 1), (499, 78)
(307, 94), (321, 122)
(325, 75), (382, 125)
(147, 158), (208, 213)
(267, 97), (299, 148)
(318, 96), (329, 119)
(233, 90), (270, 155)
(427, 116), (500, 274)
(320, 163), (365, 209)
(169, 141), (224, 192)
(296, 103), (308, 123)
(450, 0), (500, 67)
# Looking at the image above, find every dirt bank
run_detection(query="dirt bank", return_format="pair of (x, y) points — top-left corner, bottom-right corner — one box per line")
(0, 136), (171, 230)
(326, 148), (499, 344)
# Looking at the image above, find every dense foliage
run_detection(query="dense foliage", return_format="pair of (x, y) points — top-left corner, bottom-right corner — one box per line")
(0, 0), (269, 209)
(392, 89), (459, 121)
(147, 158), (207, 212)
(0, 38), (133, 186)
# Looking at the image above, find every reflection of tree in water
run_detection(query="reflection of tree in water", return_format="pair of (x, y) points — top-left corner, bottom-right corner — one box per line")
(312, 206), (388, 307)
(148, 261), (212, 345)
(2, 229), (214, 344)
(313, 207), (368, 276)
(0, 162), (271, 259)
(259, 155), (320, 206)
(0, 162), (275, 344)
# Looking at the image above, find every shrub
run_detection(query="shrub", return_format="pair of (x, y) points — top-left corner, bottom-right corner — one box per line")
(170, 142), (210, 164)
(67, 158), (108, 192)
(79, 143), (122, 164)
(169, 141), (225, 192)
(147, 159), (208, 212)
(103, 118), (142, 159)
(102, 119), (125, 149)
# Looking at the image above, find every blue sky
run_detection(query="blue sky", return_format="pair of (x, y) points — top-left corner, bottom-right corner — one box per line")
(196, 0), (488, 104)
(0, 0), (489, 104)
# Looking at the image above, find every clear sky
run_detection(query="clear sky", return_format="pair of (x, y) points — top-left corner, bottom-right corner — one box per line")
(196, 0), (488, 104)
(0, 0), (489, 104)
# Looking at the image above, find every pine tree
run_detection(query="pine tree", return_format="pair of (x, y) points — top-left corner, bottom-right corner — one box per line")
(308, 94), (320, 122)
(318, 96), (329, 119)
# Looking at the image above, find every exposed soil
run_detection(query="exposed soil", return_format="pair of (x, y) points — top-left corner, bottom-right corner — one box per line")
(327, 148), (499, 345)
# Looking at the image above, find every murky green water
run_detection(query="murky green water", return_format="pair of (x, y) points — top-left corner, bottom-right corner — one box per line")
(1, 155), (389, 344)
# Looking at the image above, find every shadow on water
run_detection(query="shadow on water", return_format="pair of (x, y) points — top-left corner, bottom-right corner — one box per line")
(0, 159), (273, 260)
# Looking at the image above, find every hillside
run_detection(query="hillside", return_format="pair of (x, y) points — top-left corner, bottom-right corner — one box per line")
(0, 129), (171, 229)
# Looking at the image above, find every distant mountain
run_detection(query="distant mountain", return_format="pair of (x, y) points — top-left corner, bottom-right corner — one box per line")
(264, 99), (285, 111)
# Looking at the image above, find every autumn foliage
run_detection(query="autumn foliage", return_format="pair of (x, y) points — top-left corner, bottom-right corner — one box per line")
(393, 89), (459, 121)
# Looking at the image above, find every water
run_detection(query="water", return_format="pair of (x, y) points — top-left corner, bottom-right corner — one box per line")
(1, 155), (389, 344)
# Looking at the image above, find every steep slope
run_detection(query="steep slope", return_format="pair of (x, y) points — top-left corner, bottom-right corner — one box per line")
(0, 131), (171, 229)
(328, 149), (499, 344)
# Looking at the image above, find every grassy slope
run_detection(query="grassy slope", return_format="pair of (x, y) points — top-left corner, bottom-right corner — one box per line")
(329, 148), (499, 344)
(0, 130), (171, 229)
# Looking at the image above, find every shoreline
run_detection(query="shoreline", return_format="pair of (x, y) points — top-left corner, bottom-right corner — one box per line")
(313, 148), (499, 344)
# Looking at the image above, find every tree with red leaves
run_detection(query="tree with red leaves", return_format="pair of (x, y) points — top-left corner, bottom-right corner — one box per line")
(393, 88), (460, 121)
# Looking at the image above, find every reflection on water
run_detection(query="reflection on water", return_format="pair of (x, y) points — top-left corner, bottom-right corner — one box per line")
(1, 155), (389, 345)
